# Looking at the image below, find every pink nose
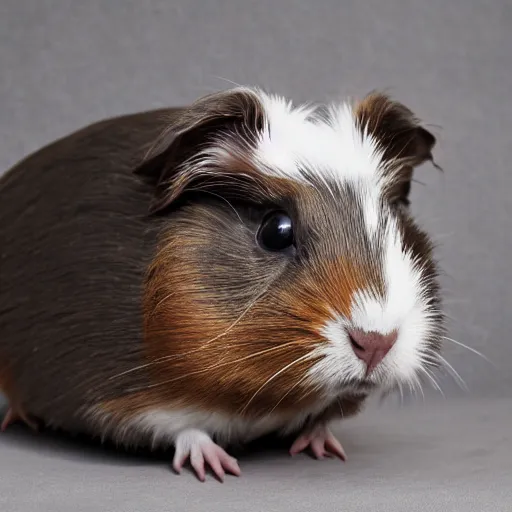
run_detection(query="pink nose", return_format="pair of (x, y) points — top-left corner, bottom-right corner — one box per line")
(348, 329), (398, 374)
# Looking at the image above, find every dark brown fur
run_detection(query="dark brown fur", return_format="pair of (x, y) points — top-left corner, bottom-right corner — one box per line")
(354, 92), (437, 205)
(0, 110), (177, 432)
(0, 88), (440, 449)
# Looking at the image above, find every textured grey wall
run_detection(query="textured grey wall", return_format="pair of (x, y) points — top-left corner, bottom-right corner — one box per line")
(1, 3), (511, 512)
(1, 0), (511, 398)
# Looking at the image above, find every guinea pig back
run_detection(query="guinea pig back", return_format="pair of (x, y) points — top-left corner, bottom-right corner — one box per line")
(0, 111), (176, 435)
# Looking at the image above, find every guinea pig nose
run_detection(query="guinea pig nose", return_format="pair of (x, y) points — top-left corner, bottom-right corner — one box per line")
(348, 329), (398, 374)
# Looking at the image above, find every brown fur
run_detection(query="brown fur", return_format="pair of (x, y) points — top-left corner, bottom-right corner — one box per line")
(354, 92), (437, 205)
(140, 183), (388, 419)
(0, 88), (441, 450)
(0, 109), (177, 433)
(354, 92), (435, 167)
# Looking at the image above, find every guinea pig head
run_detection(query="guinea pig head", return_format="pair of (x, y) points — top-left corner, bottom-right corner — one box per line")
(136, 88), (444, 418)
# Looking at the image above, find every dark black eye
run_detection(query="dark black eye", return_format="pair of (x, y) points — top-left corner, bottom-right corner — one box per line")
(257, 211), (294, 252)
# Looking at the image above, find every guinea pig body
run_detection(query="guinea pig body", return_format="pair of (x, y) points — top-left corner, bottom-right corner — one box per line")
(0, 111), (171, 433)
(0, 88), (444, 480)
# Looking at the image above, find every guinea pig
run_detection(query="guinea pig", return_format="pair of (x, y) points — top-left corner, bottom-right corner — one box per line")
(0, 87), (444, 481)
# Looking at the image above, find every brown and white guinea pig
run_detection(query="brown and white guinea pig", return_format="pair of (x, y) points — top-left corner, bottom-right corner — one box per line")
(0, 87), (444, 481)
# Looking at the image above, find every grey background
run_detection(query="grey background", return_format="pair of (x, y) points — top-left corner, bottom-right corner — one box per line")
(0, 0), (510, 510)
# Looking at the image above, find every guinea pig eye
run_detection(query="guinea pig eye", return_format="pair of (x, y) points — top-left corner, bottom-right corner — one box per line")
(257, 211), (294, 252)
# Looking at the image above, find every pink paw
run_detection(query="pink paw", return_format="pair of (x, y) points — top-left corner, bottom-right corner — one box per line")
(172, 429), (241, 482)
(290, 424), (346, 461)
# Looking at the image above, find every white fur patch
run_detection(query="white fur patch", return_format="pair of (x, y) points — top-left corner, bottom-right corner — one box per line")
(309, 218), (435, 393)
(254, 94), (384, 185)
(253, 91), (387, 239)
(86, 405), (324, 449)
(188, 88), (389, 237)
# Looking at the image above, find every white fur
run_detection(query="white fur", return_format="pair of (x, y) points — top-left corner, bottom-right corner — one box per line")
(173, 428), (212, 455)
(309, 217), (435, 393)
(254, 91), (387, 238)
(87, 404), (327, 449)
(254, 94), (384, 185)
(188, 88), (389, 236)
(185, 89), (388, 232)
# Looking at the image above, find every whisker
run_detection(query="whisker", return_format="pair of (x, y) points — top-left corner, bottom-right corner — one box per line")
(397, 380), (404, 406)
(441, 336), (493, 364)
(436, 354), (468, 391)
(404, 378), (414, 399)
(419, 348), (442, 369)
(405, 376), (416, 402)
(238, 353), (313, 415)
(109, 286), (270, 380)
(138, 341), (309, 390)
(410, 374), (425, 402)
(418, 366), (445, 398)
(337, 398), (345, 418)
(152, 291), (176, 314)
(187, 188), (244, 224)
(212, 76), (244, 88)
(267, 374), (310, 415)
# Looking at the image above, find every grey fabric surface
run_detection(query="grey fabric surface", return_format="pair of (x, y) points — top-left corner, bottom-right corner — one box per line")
(0, 0), (511, 510)
(1, 398), (511, 512)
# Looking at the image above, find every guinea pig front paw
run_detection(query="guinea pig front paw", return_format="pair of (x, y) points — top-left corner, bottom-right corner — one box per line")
(290, 424), (346, 461)
(173, 429), (241, 482)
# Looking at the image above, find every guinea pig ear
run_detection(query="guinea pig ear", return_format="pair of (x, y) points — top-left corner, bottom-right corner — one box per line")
(354, 92), (437, 170)
(135, 88), (265, 214)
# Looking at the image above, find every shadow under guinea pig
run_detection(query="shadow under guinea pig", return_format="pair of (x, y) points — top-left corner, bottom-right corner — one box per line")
(0, 406), (307, 469)
(0, 401), (420, 478)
